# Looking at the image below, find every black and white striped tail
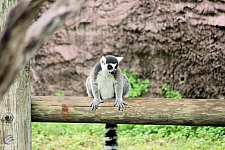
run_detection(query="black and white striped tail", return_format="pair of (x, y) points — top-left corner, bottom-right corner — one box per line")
(105, 124), (118, 150)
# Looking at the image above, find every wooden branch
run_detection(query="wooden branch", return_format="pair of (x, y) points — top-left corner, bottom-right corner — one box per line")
(0, 0), (46, 98)
(25, 0), (85, 62)
(0, 0), (84, 98)
(31, 96), (225, 126)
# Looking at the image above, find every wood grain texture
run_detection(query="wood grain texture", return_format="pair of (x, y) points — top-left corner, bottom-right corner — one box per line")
(0, 1), (32, 149)
(0, 65), (31, 149)
(32, 96), (225, 126)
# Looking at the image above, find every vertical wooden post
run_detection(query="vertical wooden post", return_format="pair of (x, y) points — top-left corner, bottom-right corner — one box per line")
(0, 0), (17, 32)
(0, 0), (31, 149)
(0, 65), (31, 150)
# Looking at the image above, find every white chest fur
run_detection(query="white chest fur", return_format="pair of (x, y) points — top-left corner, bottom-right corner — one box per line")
(96, 71), (117, 100)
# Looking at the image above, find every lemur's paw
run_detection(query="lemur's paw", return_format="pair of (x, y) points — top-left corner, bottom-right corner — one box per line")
(114, 100), (127, 111)
(90, 100), (103, 110)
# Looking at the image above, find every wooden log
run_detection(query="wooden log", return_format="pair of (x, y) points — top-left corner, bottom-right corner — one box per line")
(31, 96), (225, 126)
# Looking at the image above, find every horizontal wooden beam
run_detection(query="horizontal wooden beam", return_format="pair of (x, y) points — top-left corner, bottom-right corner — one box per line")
(31, 96), (225, 126)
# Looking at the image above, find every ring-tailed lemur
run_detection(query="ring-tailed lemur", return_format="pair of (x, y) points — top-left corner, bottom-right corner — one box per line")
(86, 55), (130, 150)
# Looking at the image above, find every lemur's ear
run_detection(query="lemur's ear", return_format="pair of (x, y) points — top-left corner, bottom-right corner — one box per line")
(100, 56), (106, 65)
(116, 57), (123, 63)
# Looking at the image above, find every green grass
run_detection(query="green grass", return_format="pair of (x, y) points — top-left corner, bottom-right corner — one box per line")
(32, 123), (104, 150)
(32, 123), (225, 150)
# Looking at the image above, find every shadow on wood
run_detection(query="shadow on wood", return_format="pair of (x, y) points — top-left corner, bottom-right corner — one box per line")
(31, 96), (225, 126)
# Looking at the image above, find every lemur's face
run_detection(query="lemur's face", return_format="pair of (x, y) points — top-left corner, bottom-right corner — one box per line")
(106, 63), (118, 75)
(100, 56), (123, 75)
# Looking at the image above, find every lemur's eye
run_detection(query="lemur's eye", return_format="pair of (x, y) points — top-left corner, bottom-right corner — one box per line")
(115, 64), (118, 69)
(107, 65), (113, 70)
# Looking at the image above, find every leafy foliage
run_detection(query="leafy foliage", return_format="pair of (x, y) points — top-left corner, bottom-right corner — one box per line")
(123, 70), (150, 98)
(162, 83), (182, 98)
(54, 92), (65, 97)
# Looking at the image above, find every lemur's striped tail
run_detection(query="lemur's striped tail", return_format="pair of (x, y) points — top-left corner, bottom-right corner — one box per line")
(105, 124), (118, 150)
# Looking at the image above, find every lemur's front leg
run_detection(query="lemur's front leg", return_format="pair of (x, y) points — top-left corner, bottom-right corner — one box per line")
(90, 80), (103, 110)
(114, 78), (127, 111)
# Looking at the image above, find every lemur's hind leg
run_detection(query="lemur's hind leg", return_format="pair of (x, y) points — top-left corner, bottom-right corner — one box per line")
(86, 77), (93, 97)
(122, 74), (130, 98)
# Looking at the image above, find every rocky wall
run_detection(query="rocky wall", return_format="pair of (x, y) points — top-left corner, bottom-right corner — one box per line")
(30, 0), (225, 99)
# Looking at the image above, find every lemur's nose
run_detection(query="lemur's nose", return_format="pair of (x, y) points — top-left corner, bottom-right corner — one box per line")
(110, 70), (116, 75)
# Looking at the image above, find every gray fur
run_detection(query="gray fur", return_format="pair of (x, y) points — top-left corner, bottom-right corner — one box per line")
(94, 62), (102, 78)
(122, 74), (130, 98)
(105, 55), (118, 64)
(86, 55), (130, 110)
